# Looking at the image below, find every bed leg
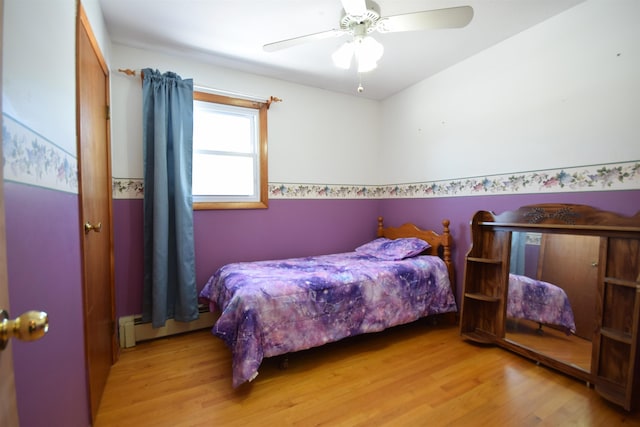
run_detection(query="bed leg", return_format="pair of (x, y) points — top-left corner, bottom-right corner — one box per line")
(278, 357), (289, 370)
(431, 312), (457, 326)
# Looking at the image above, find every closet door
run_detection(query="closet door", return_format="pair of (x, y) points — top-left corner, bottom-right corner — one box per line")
(537, 234), (599, 340)
(77, 6), (116, 421)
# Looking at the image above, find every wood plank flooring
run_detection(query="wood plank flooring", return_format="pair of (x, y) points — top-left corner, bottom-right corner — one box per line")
(95, 320), (640, 426)
(506, 318), (592, 371)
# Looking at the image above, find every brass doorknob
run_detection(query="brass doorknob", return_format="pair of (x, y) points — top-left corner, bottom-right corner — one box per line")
(0, 310), (49, 350)
(84, 221), (102, 234)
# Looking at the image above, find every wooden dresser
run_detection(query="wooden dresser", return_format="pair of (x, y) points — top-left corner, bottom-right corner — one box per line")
(459, 203), (640, 411)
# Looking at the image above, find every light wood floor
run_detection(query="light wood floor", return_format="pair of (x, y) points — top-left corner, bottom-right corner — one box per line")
(506, 318), (592, 372)
(95, 320), (640, 427)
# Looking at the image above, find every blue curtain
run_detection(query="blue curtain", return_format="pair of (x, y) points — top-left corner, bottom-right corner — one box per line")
(142, 68), (198, 328)
(510, 232), (526, 275)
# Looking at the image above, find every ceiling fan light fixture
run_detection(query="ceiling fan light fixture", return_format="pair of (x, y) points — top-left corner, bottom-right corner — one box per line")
(332, 35), (383, 73)
(356, 35), (383, 70)
(331, 41), (355, 69)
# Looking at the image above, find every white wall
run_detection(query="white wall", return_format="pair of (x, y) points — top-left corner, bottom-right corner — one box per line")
(110, 45), (382, 185)
(82, 0), (112, 65)
(2, 0), (112, 157)
(3, 0), (77, 153)
(379, 0), (640, 185)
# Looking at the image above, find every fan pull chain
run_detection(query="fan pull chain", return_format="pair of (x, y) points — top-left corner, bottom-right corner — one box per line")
(357, 73), (364, 93)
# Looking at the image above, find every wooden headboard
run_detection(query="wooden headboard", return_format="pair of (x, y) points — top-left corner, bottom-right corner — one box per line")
(376, 216), (454, 287)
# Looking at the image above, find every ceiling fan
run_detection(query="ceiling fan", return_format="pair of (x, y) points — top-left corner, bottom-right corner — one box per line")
(264, 0), (473, 79)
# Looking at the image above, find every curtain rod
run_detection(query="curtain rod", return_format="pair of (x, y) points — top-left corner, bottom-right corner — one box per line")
(116, 68), (282, 106)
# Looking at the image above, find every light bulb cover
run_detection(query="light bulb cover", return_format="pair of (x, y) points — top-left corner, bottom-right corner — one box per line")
(359, 36), (384, 62)
(332, 42), (354, 69)
(332, 35), (383, 72)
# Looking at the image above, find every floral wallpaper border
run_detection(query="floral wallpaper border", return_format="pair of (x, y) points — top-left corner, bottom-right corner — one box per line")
(113, 178), (144, 199)
(113, 161), (640, 200)
(4, 114), (637, 199)
(2, 114), (78, 193)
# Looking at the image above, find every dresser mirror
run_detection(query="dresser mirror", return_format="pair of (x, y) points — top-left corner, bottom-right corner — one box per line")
(504, 231), (600, 374)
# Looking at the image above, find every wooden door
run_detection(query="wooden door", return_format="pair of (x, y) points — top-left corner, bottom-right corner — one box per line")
(0, 0), (21, 422)
(0, 0), (19, 427)
(77, 5), (116, 421)
(0, 144), (19, 427)
(537, 234), (600, 340)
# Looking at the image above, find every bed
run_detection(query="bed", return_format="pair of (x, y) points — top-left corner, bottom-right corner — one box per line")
(507, 273), (576, 335)
(199, 217), (457, 387)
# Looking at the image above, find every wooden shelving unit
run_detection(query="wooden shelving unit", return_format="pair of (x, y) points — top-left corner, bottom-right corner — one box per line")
(459, 204), (640, 411)
(592, 237), (640, 411)
(460, 211), (511, 344)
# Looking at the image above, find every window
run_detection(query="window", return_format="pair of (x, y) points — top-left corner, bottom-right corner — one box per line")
(192, 91), (268, 209)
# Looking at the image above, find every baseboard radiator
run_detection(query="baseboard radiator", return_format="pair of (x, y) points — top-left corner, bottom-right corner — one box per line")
(118, 304), (216, 348)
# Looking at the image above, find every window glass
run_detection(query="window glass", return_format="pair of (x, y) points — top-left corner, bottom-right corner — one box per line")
(192, 91), (268, 209)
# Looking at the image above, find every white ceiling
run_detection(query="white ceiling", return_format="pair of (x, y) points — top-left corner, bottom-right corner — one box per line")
(99, 0), (585, 100)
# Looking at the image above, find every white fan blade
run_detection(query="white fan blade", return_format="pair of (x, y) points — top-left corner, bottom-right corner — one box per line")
(341, 0), (367, 17)
(376, 6), (473, 33)
(263, 29), (345, 52)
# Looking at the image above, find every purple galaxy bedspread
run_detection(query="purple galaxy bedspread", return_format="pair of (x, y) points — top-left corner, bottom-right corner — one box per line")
(507, 273), (576, 334)
(199, 252), (456, 387)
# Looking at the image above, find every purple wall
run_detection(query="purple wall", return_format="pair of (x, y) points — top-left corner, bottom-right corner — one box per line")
(112, 199), (144, 319)
(113, 190), (640, 317)
(4, 182), (90, 427)
(113, 198), (381, 317)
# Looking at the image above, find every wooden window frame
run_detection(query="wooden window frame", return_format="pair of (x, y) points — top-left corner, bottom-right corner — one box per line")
(192, 91), (268, 210)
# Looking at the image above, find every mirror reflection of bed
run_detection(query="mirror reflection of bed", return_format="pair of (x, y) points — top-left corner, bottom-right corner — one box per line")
(504, 232), (600, 374)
